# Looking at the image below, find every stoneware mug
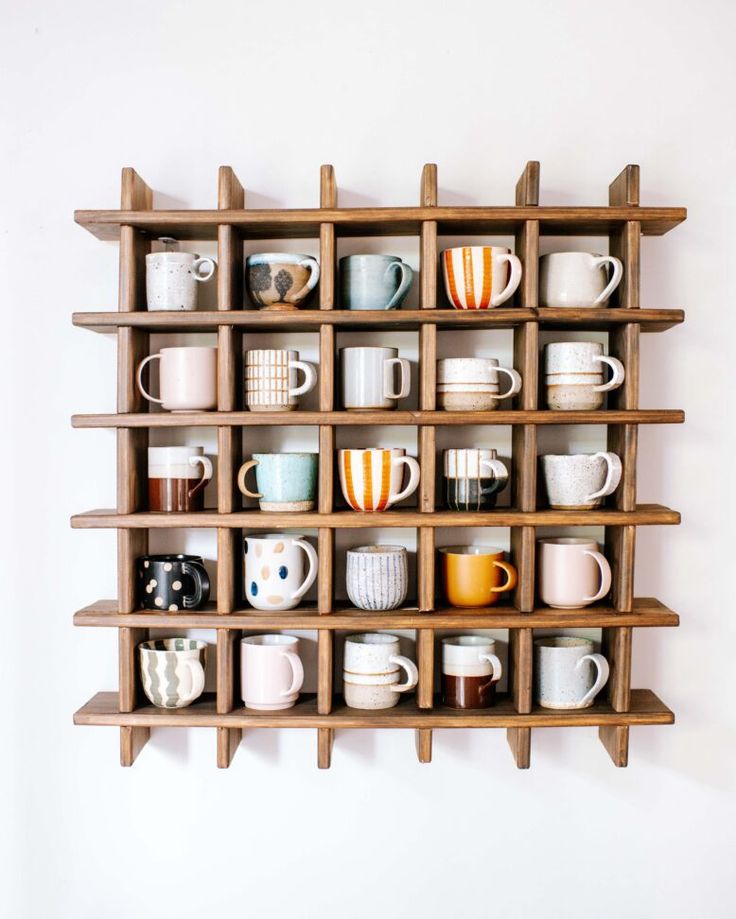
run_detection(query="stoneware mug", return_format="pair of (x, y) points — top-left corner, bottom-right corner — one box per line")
(137, 553), (210, 611)
(540, 452), (622, 509)
(148, 446), (213, 512)
(544, 341), (625, 411)
(243, 533), (318, 611)
(244, 349), (317, 412)
(137, 346), (218, 412)
(340, 346), (411, 411)
(444, 448), (509, 510)
(346, 545), (408, 611)
(442, 636), (503, 710)
(338, 447), (420, 511)
(240, 635), (304, 711)
(534, 637), (610, 710)
(537, 537), (612, 609)
(146, 238), (216, 311)
(237, 452), (318, 512)
(440, 546), (518, 608)
(139, 638), (207, 709)
(539, 251), (624, 308)
(246, 253), (320, 311)
(340, 254), (414, 310)
(343, 633), (418, 710)
(437, 357), (522, 411)
(442, 246), (522, 309)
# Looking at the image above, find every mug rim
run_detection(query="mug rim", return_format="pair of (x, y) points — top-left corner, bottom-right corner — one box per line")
(540, 453), (604, 461)
(537, 537), (598, 548)
(251, 452), (318, 459)
(340, 254), (402, 263)
(441, 245), (511, 254)
(246, 252), (314, 264)
(442, 635), (496, 648)
(158, 345), (216, 355)
(241, 634), (299, 648)
(244, 533), (306, 542)
(439, 545), (505, 557)
(146, 250), (198, 261)
(534, 637), (594, 650)
(138, 553), (203, 563)
(139, 638), (206, 652)
(347, 544), (406, 556)
(346, 633), (399, 646)
(338, 447), (406, 455)
(540, 251), (604, 259)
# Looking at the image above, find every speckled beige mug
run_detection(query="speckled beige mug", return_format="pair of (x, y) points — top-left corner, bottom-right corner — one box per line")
(437, 358), (522, 411)
(540, 452), (622, 509)
(343, 634), (418, 710)
(544, 342), (625, 411)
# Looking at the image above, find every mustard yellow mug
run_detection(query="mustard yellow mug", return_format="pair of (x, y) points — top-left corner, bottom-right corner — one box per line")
(440, 546), (518, 608)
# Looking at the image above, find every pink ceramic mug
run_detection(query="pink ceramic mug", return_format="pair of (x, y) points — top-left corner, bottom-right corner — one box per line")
(137, 346), (218, 412)
(240, 635), (304, 711)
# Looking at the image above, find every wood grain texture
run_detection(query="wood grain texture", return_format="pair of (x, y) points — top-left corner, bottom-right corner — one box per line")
(320, 163), (336, 309)
(598, 725), (629, 767)
(317, 728), (334, 769)
(507, 727), (531, 769)
(510, 628), (533, 714)
(317, 631), (333, 715)
(120, 725), (150, 767)
(415, 728), (433, 763)
(511, 526), (536, 612)
(417, 629), (434, 709)
(420, 163), (438, 308)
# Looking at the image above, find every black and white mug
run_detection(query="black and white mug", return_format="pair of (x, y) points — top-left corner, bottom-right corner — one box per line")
(137, 554), (210, 611)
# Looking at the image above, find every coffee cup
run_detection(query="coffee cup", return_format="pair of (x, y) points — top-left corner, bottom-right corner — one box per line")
(139, 638), (206, 709)
(343, 633), (418, 710)
(444, 448), (509, 510)
(338, 448), (420, 512)
(534, 637), (609, 709)
(441, 246), (522, 309)
(437, 358), (522, 411)
(540, 452), (622, 509)
(339, 346), (411, 411)
(246, 253), (320, 311)
(137, 554), (210, 611)
(146, 238), (216, 311)
(346, 545), (408, 611)
(537, 537), (612, 609)
(544, 341), (625, 411)
(137, 346), (218, 412)
(240, 635), (305, 710)
(441, 636), (503, 710)
(440, 546), (518, 608)
(244, 349), (317, 412)
(237, 452), (318, 511)
(340, 254), (414, 310)
(539, 252), (623, 308)
(148, 446), (213, 512)
(243, 533), (318, 611)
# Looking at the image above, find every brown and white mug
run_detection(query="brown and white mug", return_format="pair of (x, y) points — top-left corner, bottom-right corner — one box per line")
(148, 446), (213, 512)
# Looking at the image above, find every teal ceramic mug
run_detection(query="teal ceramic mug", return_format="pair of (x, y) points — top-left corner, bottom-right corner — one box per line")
(238, 453), (318, 511)
(340, 254), (414, 310)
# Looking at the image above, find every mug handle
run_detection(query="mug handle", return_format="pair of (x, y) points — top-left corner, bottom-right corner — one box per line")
(237, 459), (263, 499)
(389, 654), (419, 692)
(287, 257), (321, 303)
(494, 366), (523, 400)
(136, 354), (163, 404)
(592, 355), (626, 393)
(178, 658), (206, 705)
(584, 452), (622, 502)
(291, 538), (318, 601)
(480, 457), (509, 493)
(490, 253), (523, 307)
(591, 256), (623, 305)
(383, 357), (411, 400)
(181, 561), (211, 609)
(387, 455), (421, 506)
(576, 653), (610, 707)
(384, 261), (414, 309)
(289, 360), (318, 397)
(489, 560), (518, 594)
(187, 455), (213, 500)
(192, 256), (216, 282)
(477, 652), (503, 692)
(280, 651), (305, 697)
(582, 550), (612, 603)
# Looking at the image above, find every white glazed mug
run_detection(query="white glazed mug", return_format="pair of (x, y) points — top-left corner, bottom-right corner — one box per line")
(441, 246), (522, 309)
(540, 452), (622, 509)
(340, 347), (411, 410)
(343, 633), (418, 710)
(240, 635), (304, 710)
(539, 252), (624, 308)
(137, 346), (218, 412)
(244, 349), (317, 412)
(544, 341), (625, 411)
(534, 637), (610, 710)
(146, 239), (216, 311)
(346, 545), (408, 611)
(537, 537), (612, 609)
(243, 533), (318, 611)
(139, 638), (206, 709)
(338, 447), (420, 512)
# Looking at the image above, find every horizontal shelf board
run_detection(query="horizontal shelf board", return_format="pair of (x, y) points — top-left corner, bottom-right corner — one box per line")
(71, 504), (680, 528)
(74, 206), (686, 241)
(74, 597), (679, 629)
(71, 409), (685, 428)
(72, 307), (685, 334)
(74, 689), (674, 729)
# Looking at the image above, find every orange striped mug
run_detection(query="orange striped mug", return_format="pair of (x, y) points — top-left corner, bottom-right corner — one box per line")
(442, 246), (522, 310)
(339, 448), (420, 512)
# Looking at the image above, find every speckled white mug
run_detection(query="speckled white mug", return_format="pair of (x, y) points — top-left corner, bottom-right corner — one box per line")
(540, 452), (622, 509)
(146, 239), (216, 311)
(437, 358), (522, 411)
(544, 342), (625, 411)
(343, 633), (418, 710)
(535, 637), (609, 710)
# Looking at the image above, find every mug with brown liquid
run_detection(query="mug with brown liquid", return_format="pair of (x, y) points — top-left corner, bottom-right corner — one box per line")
(148, 446), (213, 512)
(442, 636), (502, 709)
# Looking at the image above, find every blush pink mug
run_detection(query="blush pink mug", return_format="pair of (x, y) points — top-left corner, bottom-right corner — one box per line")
(240, 635), (304, 711)
(137, 346), (218, 412)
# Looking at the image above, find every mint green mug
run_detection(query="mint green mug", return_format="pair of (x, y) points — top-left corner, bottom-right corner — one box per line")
(238, 452), (318, 512)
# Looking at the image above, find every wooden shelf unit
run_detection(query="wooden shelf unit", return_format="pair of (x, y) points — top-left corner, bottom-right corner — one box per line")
(72, 162), (685, 770)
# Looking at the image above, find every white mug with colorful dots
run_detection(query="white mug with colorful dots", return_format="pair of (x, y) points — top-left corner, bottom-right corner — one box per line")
(243, 534), (318, 611)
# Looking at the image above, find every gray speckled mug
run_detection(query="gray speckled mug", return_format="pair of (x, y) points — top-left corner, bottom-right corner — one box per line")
(534, 637), (609, 710)
(343, 633), (418, 710)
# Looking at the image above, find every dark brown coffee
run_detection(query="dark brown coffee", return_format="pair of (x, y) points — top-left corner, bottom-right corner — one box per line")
(148, 477), (205, 512)
(442, 673), (497, 709)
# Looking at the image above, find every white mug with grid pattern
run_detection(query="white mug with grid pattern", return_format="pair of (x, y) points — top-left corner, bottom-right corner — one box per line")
(244, 349), (317, 412)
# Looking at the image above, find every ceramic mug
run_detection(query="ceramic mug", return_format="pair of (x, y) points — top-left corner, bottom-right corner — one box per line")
(240, 635), (304, 711)
(539, 252), (624, 308)
(139, 638), (206, 709)
(540, 452), (622, 509)
(441, 636), (503, 710)
(137, 554), (210, 611)
(535, 637), (610, 710)
(442, 246), (522, 309)
(146, 238), (216, 311)
(444, 448), (509, 511)
(148, 446), (213, 512)
(340, 347), (411, 411)
(437, 358), (522, 411)
(346, 545), (408, 611)
(440, 546), (518, 608)
(246, 253), (320, 311)
(244, 349), (317, 412)
(537, 537), (612, 609)
(340, 254), (414, 310)
(238, 452), (318, 512)
(137, 346), (218, 412)
(544, 341), (625, 411)
(338, 448), (420, 512)
(243, 533), (318, 611)
(343, 633), (418, 710)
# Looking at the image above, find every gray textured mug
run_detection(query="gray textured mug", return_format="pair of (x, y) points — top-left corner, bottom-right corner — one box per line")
(340, 255), (414, 310)
(534, 637), (609, 710)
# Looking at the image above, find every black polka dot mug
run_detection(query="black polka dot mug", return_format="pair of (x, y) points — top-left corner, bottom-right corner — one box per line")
(137, 554), (210, 611)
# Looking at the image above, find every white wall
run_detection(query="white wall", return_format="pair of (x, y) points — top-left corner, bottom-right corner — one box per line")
(2, 1), (735, 917)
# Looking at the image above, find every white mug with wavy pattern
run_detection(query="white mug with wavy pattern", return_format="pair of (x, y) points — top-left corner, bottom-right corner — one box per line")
(139, 638), (206, 709)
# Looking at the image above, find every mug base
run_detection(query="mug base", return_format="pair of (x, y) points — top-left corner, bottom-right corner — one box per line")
(537, 699), (596, 710)
(548, 502), (600, 510)
(168, 407), (216, 413)
(543, 602), (590, 610)
(242, 699), (297, 710)
(259, 500), (315, 512)
(247, 404), (295, 412)
(344, 406), (395, 412)
(259, 301), (300, 311)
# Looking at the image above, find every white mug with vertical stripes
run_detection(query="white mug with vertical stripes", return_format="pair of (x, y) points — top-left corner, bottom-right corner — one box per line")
(346, 545), (408, 610)
(442, 246), (522, 310)
(338, 448), (420, 512)
(244, 349), (317, 412)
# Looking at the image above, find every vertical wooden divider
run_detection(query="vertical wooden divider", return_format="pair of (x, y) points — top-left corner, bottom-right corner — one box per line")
(507, 161), (540, 770)
(215, 166), (245, 768)
(317, 165), (337, 769)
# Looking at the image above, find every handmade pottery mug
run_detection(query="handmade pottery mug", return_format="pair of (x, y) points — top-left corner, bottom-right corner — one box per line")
(240, 635), (304, 710)
(537, 537), (612, 609)
(540, 452), (622, 509)
(339, 346), (411, 411)
(440, 546), (518, 608)
(539, 252), (624, 308)
(246, 253), (320, 311)
(137, 346), (218, 412)
(139, 638), (206, 709)
(343, 633), (418, 710)
(441, 246), (522, 309)
(534, 637), (610, 710)
(237, 452), (318, 511)
(243, 534), (318, 611)
(444, 448), (509, 511)
(146, 238), (216, 311)
(244, 349), (317, 412)
(346, 545), (408, 611)
(544, 341), (625, 411)
(340, 254), (414, 310)
(437, 358), (522, 411)
(148, 446), (213, 512)
(441, 636), (503, 710)
(137, 554), (210, 611)
(338, 447), (420, 511)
